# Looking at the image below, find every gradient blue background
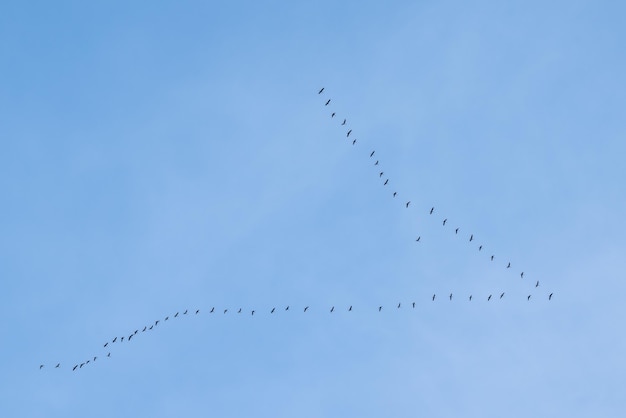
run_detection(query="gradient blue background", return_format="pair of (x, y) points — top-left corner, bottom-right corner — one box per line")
(1, 1), (625, 417)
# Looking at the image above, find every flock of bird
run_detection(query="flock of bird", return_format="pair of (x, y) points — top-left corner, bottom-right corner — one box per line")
(38, 87), (554, 372)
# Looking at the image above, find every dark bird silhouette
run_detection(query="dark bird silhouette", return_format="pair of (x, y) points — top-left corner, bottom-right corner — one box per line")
(134, 330), (138, 335)
(415, 236), (421, 242)
(370, 151), (375, 157)
(86, 361), (90, 365)
(121, 337), (124, 342)
(430, 207), (434, 215)
(318, 87), (324, 94)
(352, 139), (357, 145)
(500, 292), (505, 299)
(304, 306), (309, 312)
(165, 316), (169, 321)
(549, 293), (553, 300)
(107, 352), (111, 357)
(397, 303), (401, 309)
(196, 309), (199, 314)
(93, 357), (97, 362)
(80, 363), (84, 368)
(104, 342), (108, 348)
(210, 307), (215, 313)
(455, 228), (459, 234)
(175, 312), (179, 317)
(488, 295), (492, 301)
(271, 308), (275, 314)
(469, 234), (473, 242)
(384, 179), (388, 185)
(325, 99), (330, 106)
(374, 160), (379, 165)
(469, 295), (472, 301)
(330, 306), (334, 312)
(379, 172), (384, 177)
(55, 363), (60, 368)
(73, 365), (78, 371)
(155, 320), (159, 326)
(347, 130), (352, 137)
(521, 272), (524, 279)
(128, 335), (133, 341)
(142, 326), (147, 332)
(285, 306), (289, 311)
(183, 310), (188, 315)
(443, 219), (447, 226)
(252, 310), (255, 315)
(393, 192), (397, 197)
(331, 112), (335, 118)
(479, 245), (482, 251)
(491, 255), (494, 261)
(224, 309), (228, 314)
(507, 262), (511, 268)
(112, 337), (117, 343)
(527, 295), (531, 301)
(535, 281), (539, 287)
(379, 306), (382, 312)
(432, 294), (436, 301)
(238, 308), (242, 313)
(449, 293), (453, 301)
(349, 305), (352, 311)
(412, 302), (415, 308)
(406, 201), (411, 208)
(39, 365), (44, 370)
(149, 326), (153, 330)
(342, 119), (346, 125)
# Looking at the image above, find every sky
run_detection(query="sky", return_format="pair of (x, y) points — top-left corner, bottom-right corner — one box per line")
(1, 0), (625, 417)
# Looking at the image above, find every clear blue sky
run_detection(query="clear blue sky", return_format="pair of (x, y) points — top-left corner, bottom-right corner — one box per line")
(1, 1), (625, 417)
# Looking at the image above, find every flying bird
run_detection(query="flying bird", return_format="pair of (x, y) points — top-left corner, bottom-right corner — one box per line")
(196, 309), (200, 314)
(488, 295), (492, 301)
(393, 192), (397, 197)
(155, 320), (159, 326)
(342, 119), (346, 125)
(352, 139), (357, 145)
(384, 179), (388, 185)
(527, 295), (531, 301)
(455, 228), (459, 234)
(55, 363), (60, 368)
(93, 357), (97, 362)
(134, 330), (138, 334)
(304, 306), (309, 312)
(406, 201), (411, 208)
(251, 310), (255, 315)
(469, 234), (473, 242)
(432, 294), (436, 301)
(80, 363), (84, 368)
(175, 312), (179, 317)
(479, 245), (482, 251)
(128, 335), (133, 341)
(374, 160), (379, 165)
(415, 236), (421, 242)
(449, 293), (453, 301)
(165, 316), (169, 321)
(379, 306), (382, 312)
(73, 365), (78, 371)
(370, 151), (375, 157)
(107, 352), (111, 357)
(318, 87), (324, 94)
(443, 219), (447, 226)
(397, 303), (401, 309)
(507, 262), (511, 268)
(549, 293), (553, 300)
(39, 365), (44, 370)
(330, 306), (334, 313)
(331, 112), (335, 118)
(112, 337), (117, 343)
(535, 281), (539, 287)
(142, 326), (146, 332)
(412, 302), (415, 308)
(349, 306), (352, 311)
(104, 342), (108, 348)
(491, 255), (494, 261)
(183, 310), (188, 315)
(379, 172), (384, 177)
(121, 337), (124, 342)
(521, 272), (524, 279)
(271, 308), (275, 314)
(149, 326), (153, 330)
(223, 309), (228, 314)
(210, 307), (215, 313)
(430, 207), (434, 215)
(469, 295), (472, 301)
(285, 306), (289, 311)
(347, 130), (352, 137)
(238, 308), (242, 313)
(325, 99), (330, 106)
(500, 292), (505, 299)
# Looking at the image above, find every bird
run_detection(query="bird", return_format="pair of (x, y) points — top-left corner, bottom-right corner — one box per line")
(175, 312), (179, 317)
(384, 179), (388, 185)
(155, 320), (159, 326)
(55, 363), (60, 368)
(349, 305), (352, 311)
(527, 295), (531, 301)
(455, 228), (459, 234)
(378, 306), (382, 312)
(479, 245), (483, 251)
(347, 130), (352, 137)
(238, 308), (242, 313)
(507, 262), (511, 268)
(415, 236), (421, 242)
(397, 303), (401, 309)
(183, 310), (188, 315)
(165, 316), (169, 321)
(379, 172), (384, 177)
(86, 360), (90, 365)
(469, 234), (473, 242)
(112, 337), (117, 343)
(195, 309), (200, 314)
(318, 87), (324, 94)
(251, 310), (255, 315)
(432, 294), (436, 301)
(491, 255), (494, 261)
(374, 160), (379, 165)
(128, 335), (133, 341)
(223, 309), (228, 314)
(325, 99), (330, 106)
(370, 151), (375, 157)
(549, 293), (553, 300)
(107, 352), (111, 357)
(342, 119), (346, 125)
(352, 139), (357, 145)
(39, 365), (44, 370)
(271, 308), (275, 314)
(304, 306), (309, 312)
(142, 326), (147, 332)
(469, 295), (472, 301)
(331, 112), (335, 118)
(449, 293), (453, 301)
(393, 192), (397, 197)
(80, 363), (84, 368)
(535, 281), (539, 287)
(430, 207), (434, 215)
(210, 307), (215, 313)
(73, 365), (78, 371)
(93, 357), (97, 362)
(500, 292), (505, 299)
(443, 219), (447, 226)
(134, 330), (138, 335)
(121, 337), (124, 342)
(406, 201), (411, 208)
(149, 326), (153, 330)
(104, 342), (108, 348)
(521, 272), (524, 279)
(488, 295), (492, 301)
(330, 306), (334, 313)
(412, 302), (415, 308)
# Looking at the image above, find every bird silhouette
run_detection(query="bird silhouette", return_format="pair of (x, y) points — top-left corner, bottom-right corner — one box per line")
(55, 363), (60, 368)
(330, 306), (334, 312)
(39, 365), (44, 370)
(393, 192), (397, 197)
(469, 295), (472, 301)
(379, 306), (382, 312)
(165, 316), (169, 321)
(488, 295), (492, 301)
(469, 234), (473, 242)
(527, 295), (531, 301)
(349, 305), (352, 311)
(406, 201), (411, 208)
(331, 112), (335, 118)
(455, 228), (459, 234)
(443, 219), (447, 226)
(449, 293), (453, 301)
(112, 337), (117, 343)
(432, 294), (436, 301)
(521, 272), (524, 279)
(121, 337), (124, 342)
(175, 312), (179, 317)
(128, 335), (133, 341)
(479, 245), (482, 251)
(104, 342), (108, 348)
(238, 308), (242, 313)
(134, 330), (138, 335)
(342, 119), (346, 125)
(318, 87), (324, 94)
(352, 139), (357, 145)
(397, 303), (401, 309)
(491, 255), (494, 261)
(149, 326), (153, 330)
(93, 357), (97, 362)
(271, 308), (275, 313)
(507, 262), (511, 268)
(549, 293), (553, 300)
(374, 160), (379, 165)
(304, 306), (309, 312)
(73, 365), (78, 371)
(347, 130), (352, 137)
(535, 281), (539, 287)
(80, 363), (84, 368)
(251, 310), (255, 315)
(86, 360), (90, 365)
(384, 179), (388, 185)
(285, 306), (289, 311)
(107, 352), (111, 357)
(210, 307), (215, 313)
(224, 309), (228, 314)
(379, 172), (384, 177)
(500, 292), (505, 299)
(412, 302), (415, 308)
(415, 236), (421, 242)
(325, 99), (331, 106)
(196, 309), (200, 314)
(183, 310), (188, 315)
(430, 207), (434, 215)
(370, 151), (375, 157)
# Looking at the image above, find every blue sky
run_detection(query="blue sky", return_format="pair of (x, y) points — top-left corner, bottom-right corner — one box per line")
(1, 1), (625, 417)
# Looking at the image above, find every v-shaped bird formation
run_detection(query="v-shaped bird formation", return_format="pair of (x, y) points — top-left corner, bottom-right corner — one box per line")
(38, 87), (555, 372)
